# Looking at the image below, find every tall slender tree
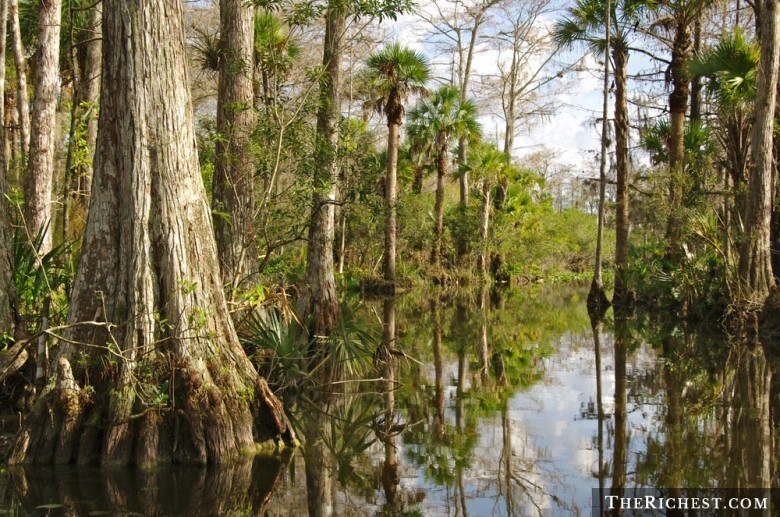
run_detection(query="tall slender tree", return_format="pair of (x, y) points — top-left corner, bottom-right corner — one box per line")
(365, 43), (430, 285)
(407, 85), (481, 269)
(298, 3), (346, 338)
(10, 0), (294, 466)
(24, 0), (62, 255)
(555, 0), (654, 306)
(9, 0), (28, 160)
(213, 0), (259, 297)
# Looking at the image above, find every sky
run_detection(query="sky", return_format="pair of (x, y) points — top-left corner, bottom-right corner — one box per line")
(381, 0), (660, 172)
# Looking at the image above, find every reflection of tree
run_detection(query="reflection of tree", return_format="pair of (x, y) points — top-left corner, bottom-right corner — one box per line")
(610, 317), (628, 516)
(380, 297), (400, 514)
(725, 343), (771, 497)
(9, 455), (289, 515)
(590, 313), (607, 517)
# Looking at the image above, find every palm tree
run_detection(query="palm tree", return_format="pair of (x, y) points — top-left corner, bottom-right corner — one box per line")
(650, 0), (712, 255)
(458, 143), (508, 276)
(690, 32), (758, 271)
(365, 43), (430, 284)
(407, 85), (481, 269)
(555, 0), (654, 307)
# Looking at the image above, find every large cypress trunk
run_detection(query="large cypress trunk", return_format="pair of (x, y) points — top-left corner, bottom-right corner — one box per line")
(9, 0), (28, 160)
(24, 0), (62, 255)
(612, 47), (632, 306)
(739, 0), (779, 299)
(9, 0), (294, 466)
(299, 6), (344, 338)
(212, 0), (259, 297)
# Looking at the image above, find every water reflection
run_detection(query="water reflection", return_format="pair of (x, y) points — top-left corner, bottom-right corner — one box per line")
(4, 454), (288, 514)
(4, 285), (780, 515)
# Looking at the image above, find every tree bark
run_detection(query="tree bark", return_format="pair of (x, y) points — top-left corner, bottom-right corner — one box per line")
(298, 5), (344, 339)
(477, 178), (490, 275)
(0, 111), (16, 341)
(0, 0), (14, 341)
(432, 134), (448, 268)
(739, 0), (779, 299)
(9, 0), (294, 467)
(612, 47), (632, 307)
(24, 0), (62, 255)
(384, 114), (399, 284)
(213, 0), (259, 298)
(9, 0), (29, 161)
(0, 0), (7, 176)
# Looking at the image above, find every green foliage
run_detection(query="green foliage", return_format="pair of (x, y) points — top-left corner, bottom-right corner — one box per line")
(13, 223), (73, 332)
(689, 30), (758, 112)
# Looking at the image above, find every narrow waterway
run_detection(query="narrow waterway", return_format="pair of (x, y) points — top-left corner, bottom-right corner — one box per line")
(2, 283), (777, 515)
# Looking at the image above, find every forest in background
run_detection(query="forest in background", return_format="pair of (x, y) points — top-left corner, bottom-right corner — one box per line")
(0, 0), (775, 465)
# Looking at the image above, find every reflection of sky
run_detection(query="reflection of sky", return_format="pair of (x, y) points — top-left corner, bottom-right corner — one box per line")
(402, 329), (662, 516)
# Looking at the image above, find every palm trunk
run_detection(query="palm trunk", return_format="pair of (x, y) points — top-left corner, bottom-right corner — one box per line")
(213, 0), (259, 298)
(477, 178), (490, 275)
(9, 0), (28, 160)
(9, 0), (294, 467)
(299, 5), (345, 338)
(384, 115), (399, 284)
(739, 0), (779, 299)
(432, 134), (448, 268)
(612, 47), (632, 307)
(23, 0), (61, 255)
(665, 19), (693, 259)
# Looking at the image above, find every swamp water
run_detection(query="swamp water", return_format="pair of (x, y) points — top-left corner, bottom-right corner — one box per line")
(1, 282), (778, 515)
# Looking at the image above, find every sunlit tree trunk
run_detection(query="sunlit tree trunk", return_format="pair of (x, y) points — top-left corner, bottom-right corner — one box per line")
(9, 0), (28, 160)
(9, 0), (294, 466)
(739, 0), (779, 298)
(213, 0), (259, 297)
(23, 0), (62, 254)
(299, 5), (344, 338)
(384, 98), (400, 284)
(477, 179), (490, 276)
(612, 46), (632, 307)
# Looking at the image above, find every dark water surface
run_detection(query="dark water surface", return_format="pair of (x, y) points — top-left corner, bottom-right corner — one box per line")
(1, 283), (778, 515)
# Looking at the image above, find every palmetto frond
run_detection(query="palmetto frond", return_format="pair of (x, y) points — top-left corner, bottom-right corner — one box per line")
(457, 143), (508, 182)
(689, 30), (758, 112)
